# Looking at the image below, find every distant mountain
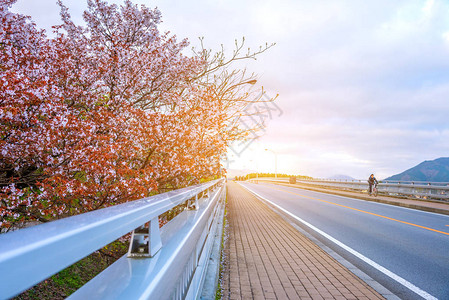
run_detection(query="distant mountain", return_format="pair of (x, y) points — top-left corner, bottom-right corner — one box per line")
(385, 157), (449, 182)
(327, 174), (355, 181)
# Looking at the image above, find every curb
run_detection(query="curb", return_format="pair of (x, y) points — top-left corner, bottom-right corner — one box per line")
(200, 193), (226, 299)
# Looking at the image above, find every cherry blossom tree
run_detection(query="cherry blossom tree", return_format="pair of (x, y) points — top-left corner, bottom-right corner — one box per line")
(0, 0), (276, 231)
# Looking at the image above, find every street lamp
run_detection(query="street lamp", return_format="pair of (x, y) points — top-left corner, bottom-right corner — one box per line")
(265, 148), (277, 178)
(241, 79), (257, 85)
(224, 79), (257, 94)
(249, 158), (259, 182)
(219, 79), (257, 177)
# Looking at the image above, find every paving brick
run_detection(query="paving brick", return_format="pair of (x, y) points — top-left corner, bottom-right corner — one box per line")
(221, 181), (384, 300)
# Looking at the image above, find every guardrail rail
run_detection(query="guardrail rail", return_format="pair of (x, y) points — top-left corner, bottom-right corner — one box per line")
(0, 178), (226, 300)
(251, 177), (449, 201)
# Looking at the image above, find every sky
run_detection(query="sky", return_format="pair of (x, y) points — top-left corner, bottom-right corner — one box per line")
(11, 0), (449, 180)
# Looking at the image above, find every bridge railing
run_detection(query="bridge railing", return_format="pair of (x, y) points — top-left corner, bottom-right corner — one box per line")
(252, 178), (449, 201)
(0, 178), (226, 300)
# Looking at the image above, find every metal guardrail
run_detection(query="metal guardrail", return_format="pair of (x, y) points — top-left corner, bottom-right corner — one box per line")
(0, 178), (226, 299)
(252, 178), (449, 201)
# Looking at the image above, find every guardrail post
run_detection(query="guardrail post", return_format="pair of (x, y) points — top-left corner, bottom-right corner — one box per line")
(149, 216), (162, 256)
(128, 216), (162, 258)
(194, 194), (199, 210)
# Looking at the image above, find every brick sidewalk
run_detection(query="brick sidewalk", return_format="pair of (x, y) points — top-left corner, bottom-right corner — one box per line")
(221, 181), (384, 300)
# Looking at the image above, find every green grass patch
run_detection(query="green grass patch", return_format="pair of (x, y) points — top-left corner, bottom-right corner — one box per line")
(14, 240), (129, 300)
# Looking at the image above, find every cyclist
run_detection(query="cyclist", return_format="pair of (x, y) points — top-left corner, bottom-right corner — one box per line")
(368, 174), (378, 195)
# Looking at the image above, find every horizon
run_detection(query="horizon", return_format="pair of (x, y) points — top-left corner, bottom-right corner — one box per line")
(228, 155), (449, 180)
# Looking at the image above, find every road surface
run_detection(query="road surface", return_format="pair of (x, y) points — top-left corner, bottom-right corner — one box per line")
(240, 182), (449, 300)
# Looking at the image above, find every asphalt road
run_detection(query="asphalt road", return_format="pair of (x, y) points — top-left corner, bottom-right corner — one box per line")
(240, 182), (449, 300)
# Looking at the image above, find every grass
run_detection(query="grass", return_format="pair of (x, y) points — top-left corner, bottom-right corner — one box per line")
(13, 240), (129, 300)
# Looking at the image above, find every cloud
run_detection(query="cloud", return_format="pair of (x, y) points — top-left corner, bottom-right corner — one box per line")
(11, 0), (449, 180)
(246, 0), (449, 178)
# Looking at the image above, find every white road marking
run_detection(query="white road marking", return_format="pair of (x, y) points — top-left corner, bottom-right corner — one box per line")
(261, 181), (449, 218)
(240, 183), (438, 300)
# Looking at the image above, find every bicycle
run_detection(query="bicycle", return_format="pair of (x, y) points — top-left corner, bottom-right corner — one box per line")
(370, 183), (378, 197)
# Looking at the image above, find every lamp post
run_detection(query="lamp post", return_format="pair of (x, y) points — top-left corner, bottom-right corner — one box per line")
(265, 148), (277, 178)
(249, 159), (259, 183)
(219, 79), (257, 178)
